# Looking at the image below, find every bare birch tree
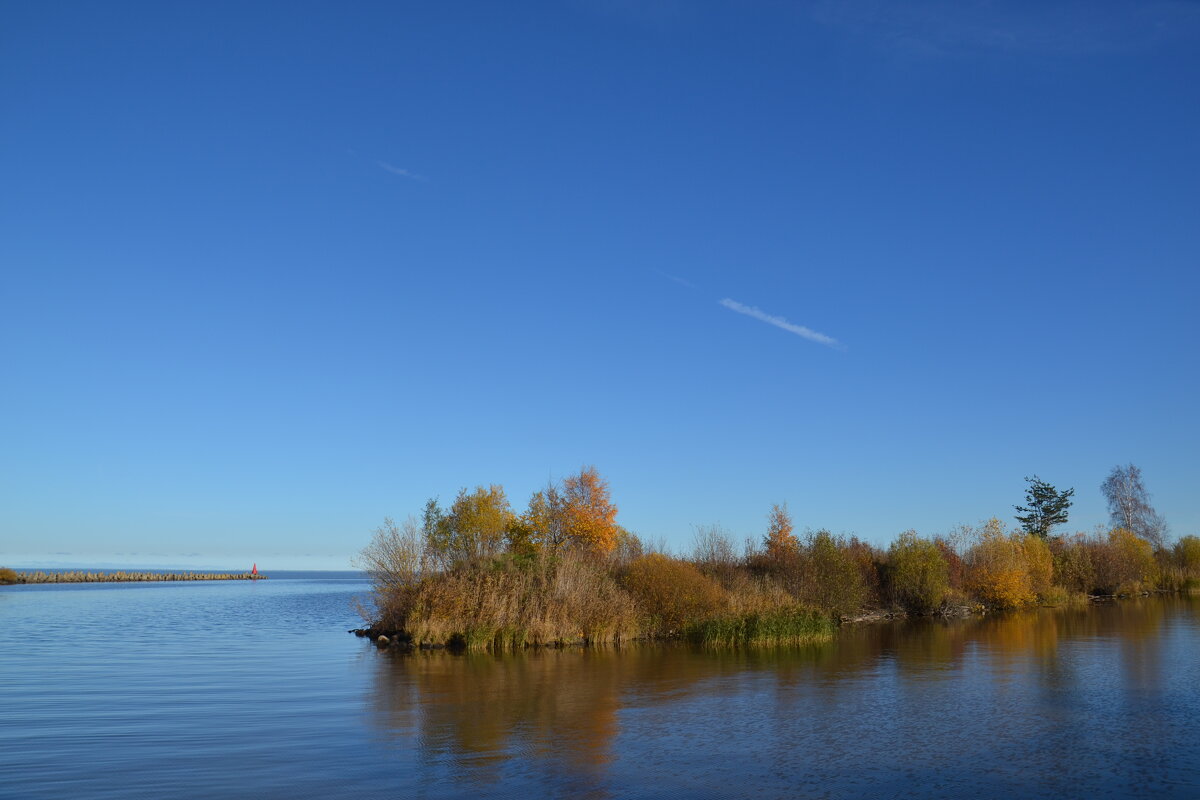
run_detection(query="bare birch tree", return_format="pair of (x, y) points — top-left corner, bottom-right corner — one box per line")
(1100, 464), (1167, 549)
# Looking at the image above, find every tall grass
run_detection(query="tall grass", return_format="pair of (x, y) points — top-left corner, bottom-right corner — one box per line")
(683, 608), (834, 647)
(372, 550), (638, 650)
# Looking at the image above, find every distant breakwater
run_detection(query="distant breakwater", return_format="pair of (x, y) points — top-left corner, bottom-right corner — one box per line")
(5, 571), (266, 584)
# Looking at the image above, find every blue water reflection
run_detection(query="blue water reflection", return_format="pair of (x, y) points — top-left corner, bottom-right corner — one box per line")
(2, 576), (1196, 799)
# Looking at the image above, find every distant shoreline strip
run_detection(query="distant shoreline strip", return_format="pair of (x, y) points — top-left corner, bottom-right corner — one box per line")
(4, 571), (266, 584)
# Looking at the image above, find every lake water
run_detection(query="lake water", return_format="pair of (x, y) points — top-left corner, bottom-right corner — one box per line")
(2, 574), (1197, 799)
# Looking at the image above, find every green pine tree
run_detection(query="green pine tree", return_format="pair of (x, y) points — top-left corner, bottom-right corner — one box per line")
(1014, 476), (1075, 539)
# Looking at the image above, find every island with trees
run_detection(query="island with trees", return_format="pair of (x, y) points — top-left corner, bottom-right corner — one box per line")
(351, 463), (1196, 652)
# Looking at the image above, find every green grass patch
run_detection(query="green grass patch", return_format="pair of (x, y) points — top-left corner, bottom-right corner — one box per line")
(683, 608), (835, 647)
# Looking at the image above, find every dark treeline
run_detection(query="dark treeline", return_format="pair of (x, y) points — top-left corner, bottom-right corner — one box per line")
(357, 466), (1198, 651)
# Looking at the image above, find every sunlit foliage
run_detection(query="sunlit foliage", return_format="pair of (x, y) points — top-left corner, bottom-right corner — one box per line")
(562, 466), (621, 554)
(358, 468), (1198, 650)
(1022, 534), (1054, 599)
(763, 503), (798, 559)
(622, 554), (726, 635)
(966, 519), (1036, 609)
(1173, 535), (1200, 573)
(800, 530), (867, 615)
(887, 531), (950, 614)
(1102, 527), (1158, 592)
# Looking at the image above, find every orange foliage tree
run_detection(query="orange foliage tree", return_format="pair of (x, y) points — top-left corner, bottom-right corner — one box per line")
(562, 466), (620, 554)
(764, 503), (798, 559)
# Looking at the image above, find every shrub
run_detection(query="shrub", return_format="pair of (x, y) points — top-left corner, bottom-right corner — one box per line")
(933, 536), (966, 595)
(798, 530), (867, 615)
(965, 519), (1035, 609)
(1175, 535), (1200, 574)
(1100, 528), (1158, 593)
(886, 531), (950, 614)
(1022, 535), (1054, 600)
(843, 536), (884, 608)
(622, 554), (726, 635)
(0, 567), (18, 585)
(1051, 535), (1095, 595)
(1157, 566), (1194, 592)
(611, 527), (645, 568)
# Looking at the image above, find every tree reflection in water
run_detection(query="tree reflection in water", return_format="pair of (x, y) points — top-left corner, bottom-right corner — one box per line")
(365, 596), (1199, 799)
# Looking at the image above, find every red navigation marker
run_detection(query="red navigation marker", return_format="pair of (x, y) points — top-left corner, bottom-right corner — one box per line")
(252, 563), (258, 576)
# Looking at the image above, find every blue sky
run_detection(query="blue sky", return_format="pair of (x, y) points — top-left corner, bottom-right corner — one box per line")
(2, 1), (1197, 570)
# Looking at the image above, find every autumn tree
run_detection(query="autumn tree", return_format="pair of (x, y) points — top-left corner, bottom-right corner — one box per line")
(561, 466), (620, 554)
(764, 503), (798, 559)
(1101, 464), (1167, 548)
(423, 485), (514, 567)
(503, 514), (539, 559)
(522, 481), (568, 554)
(1013, 476), (1075, 539)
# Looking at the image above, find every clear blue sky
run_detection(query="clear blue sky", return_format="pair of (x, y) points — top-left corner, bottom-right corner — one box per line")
(2, 1), (1197, 570)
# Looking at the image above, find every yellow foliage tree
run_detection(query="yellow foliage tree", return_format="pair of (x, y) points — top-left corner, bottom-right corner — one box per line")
(887, 531), (950, 613)
(503, 514), (540, 559)
(444, 484), (514, 565)
(523, 482), (567, 554)
(1022, 534), (1054, 599)
(966, 519), (1035, 609)
(1175, 535), (1200, 573)
(1106, 527), (1158, 590)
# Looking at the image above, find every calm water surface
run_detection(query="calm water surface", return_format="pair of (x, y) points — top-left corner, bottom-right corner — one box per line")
(2, 574), (1197, 799)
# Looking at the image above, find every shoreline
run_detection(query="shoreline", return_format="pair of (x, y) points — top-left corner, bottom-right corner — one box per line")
(355, 588), (1196, 651)
(2, 570), (266, 584)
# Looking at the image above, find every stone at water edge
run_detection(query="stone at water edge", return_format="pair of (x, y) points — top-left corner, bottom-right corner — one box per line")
(375, 635), (390, 646)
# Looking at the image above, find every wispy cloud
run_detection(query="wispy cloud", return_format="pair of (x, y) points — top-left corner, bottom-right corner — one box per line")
(719, 298), (843, 350)
(654, 269), (697, 289)
(377, 161), (426, 181)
